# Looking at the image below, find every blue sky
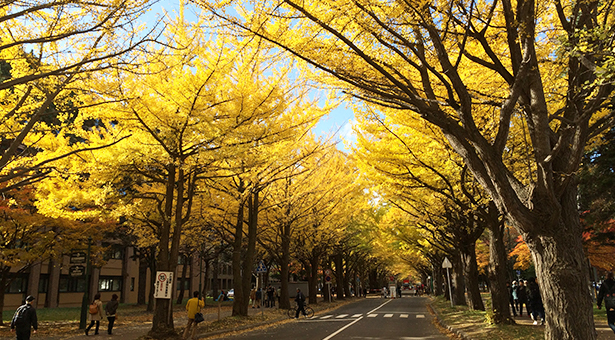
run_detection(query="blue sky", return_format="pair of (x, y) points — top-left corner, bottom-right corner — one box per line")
(141, 1), (357, 152)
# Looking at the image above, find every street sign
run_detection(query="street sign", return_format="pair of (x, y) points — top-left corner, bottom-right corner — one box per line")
(70, 252), (86, 264)
(256, 260), (267, 273)
(69, 265), (85, 277)
(154, 271), (174, 299)
(442, 257), (453, 269)
(324, 269), (331, 276)
(325, 275), (331, 282)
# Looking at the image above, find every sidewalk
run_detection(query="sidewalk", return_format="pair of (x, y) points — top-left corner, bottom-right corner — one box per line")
(0, 304), (277, 340)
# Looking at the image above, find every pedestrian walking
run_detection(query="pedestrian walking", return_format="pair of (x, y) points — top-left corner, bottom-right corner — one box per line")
(10, 295), (38, 340)
(517, 280), (528, 316)
(511, 281), (519, 316)
(105, 294), (119, 335)
(183, 291), (205, 340)
(527, 277), (544, 325)
(267, 285), (275, 307)
(85, 293), (103, 335)
(255, 288), (262, 308)
(597, 272), (615, 334)
(506, 282), (517, 316)
(294, 288), (307, 318)
(250, 288), (257, 308)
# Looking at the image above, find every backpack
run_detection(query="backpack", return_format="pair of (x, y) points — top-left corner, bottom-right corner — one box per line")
(89, 302), (98, 314)
(12, 305), (28, 326)
(604, 282), (615, 310)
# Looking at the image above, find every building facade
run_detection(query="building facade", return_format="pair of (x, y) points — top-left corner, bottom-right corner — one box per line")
(4, 246), (233, 310)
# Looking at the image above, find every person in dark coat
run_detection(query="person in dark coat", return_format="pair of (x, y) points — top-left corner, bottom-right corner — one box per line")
(516, 280), (528, 316)
(105, 294), (119, 335)
(294, 288), (307, 318)
(527, 277), (544, 325)
(597, 272), (615, 334)
(10, 295), (38, 340)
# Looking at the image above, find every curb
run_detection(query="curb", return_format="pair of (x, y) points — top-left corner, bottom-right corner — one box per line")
(427, 302), (474, 340)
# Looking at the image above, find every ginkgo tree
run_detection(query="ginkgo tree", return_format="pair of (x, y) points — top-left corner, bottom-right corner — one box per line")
(0, 0), (158, 193)
(193, 0), (615, 336)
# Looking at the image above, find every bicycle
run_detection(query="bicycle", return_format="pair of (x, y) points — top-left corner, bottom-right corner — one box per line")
(287, 303), (314, 318)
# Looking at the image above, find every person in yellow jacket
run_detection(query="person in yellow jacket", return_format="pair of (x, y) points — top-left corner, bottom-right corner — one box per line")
(183, 291), (205, 340)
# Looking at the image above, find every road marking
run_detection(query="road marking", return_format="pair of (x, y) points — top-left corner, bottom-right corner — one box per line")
(322, 316), (363, 340)
(384, 314), (394, 318)
(321, 300), (390, 340)
(335, 314), (348, 318)
(351, 314), (362, 318)
(416, 314), (425, 318)
(367, 314), (378, 318)
(400, 314), (409, 318)
(320, 315), (333, 319)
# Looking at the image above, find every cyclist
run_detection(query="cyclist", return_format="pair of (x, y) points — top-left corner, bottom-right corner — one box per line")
(295, 288), (307, 318)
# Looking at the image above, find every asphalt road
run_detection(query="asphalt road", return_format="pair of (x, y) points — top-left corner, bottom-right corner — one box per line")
(220, 296), (451, 340)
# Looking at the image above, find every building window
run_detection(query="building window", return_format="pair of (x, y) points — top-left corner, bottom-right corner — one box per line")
(38, 274), (49, 293)
(99, 276), (122, 292)
(104, 245), (124, 260)
(59, 275), (86, 293)
(6, 274), (28, 293)
(176, 279), (190, 291)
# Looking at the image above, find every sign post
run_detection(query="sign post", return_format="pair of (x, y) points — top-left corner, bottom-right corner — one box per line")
(256, 260), (267, 317)
(77, 237), (92, 330)
(442, 257), (454, 307)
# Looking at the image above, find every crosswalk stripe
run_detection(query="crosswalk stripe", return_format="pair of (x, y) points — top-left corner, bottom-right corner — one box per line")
(367, 314), (378, 318)
(336, 314), (349, 318)
(400, 314), (409, 318)
(351, 314), (362, 318)
(320, 315), (333, 319)
(416, 314), (425, 318)
(384, 314), (394, 318)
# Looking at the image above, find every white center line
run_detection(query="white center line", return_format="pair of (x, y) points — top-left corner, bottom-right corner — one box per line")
(367, 314), (378, 318)
(400, 314), (409, 318)
(321, 300), (391, 340)
(335, 314), (348, 319)
(384, 314), (394, 318)
(416, 314), (425, 318)
(320, 315), (333, 319)
(351, 314), (362, 318)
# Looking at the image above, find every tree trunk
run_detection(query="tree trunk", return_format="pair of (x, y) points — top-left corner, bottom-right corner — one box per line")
(147, 256), (156, 312)
(335, 253), (345, 300)
(432, 264), (443, 296)
(308, 254), (319, 304)
(176, 255), (188, 304)
(138, 256), (147, 305)
(232, 199), (247, 317)
(488, 216), (514, 324)
(279, 222), (291, 309)
(212, 257), (219, 300)
(460, 242), (485, 310)
(452, 255), (466, 306)
(524, 215), (595, 339)
(240, 192), (259, 313)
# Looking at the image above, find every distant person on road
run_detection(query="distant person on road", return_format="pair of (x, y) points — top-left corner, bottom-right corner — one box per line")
(85, 293), (103, 336)
(295, 288), (307, 318)
(10, 295), (38, 340)
(250, 287), (257, 308)
(527, 277), (544, 325)
(183, 291), (205, 340)
(597, 272), (615, 334)
(267, 285), (275, 307)
(255, 288), (262, 308)
(105, 293), (119, 335)
(516, 280), (528, 317)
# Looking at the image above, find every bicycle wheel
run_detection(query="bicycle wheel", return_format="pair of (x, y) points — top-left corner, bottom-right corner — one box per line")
(304, 306), (314, 318)
(288, 308), (296, 318)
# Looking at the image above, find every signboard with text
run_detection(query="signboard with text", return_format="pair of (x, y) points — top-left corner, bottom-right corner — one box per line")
(154, 271), (174, 299)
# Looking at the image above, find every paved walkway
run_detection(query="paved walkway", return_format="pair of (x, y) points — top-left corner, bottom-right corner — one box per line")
(0, 305), (276, 340)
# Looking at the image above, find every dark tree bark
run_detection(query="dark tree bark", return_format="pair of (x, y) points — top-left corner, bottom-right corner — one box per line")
(488, 216), (515, 324)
